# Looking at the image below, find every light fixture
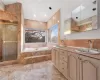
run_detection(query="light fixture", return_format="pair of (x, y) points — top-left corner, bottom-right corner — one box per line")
(45, 14), (47, 17)
(38, 0), (41, 2)
(58, 20), (59, 23)
(64, 30), (71, 35)
(34, 14), (36, 17)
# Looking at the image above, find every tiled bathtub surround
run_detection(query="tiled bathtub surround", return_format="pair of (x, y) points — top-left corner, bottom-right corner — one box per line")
(24, 43), (47, 48)
(61, 39), (100, 49)
(19, 49), (51, 64)
(0, 61), (67, 80)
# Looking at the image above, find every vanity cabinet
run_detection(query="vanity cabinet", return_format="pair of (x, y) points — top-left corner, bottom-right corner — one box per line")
(79, 55), (100, 80)
(67, 52), (80, 80)
(52, 48), (68, 78)
(52, 48), (60, 68)
(59, 50), (68, 78)
(52, 48), (100, 80)
(59, 59), (68, 78)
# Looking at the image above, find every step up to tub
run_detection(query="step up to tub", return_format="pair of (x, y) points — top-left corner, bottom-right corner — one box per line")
(19, 49), (51, 64)
(20, 54), (51, 64)
(0, 60), (18, 66)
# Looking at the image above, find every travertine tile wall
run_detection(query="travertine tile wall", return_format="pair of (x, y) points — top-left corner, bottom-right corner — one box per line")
(0, 25), (3, 59)
(5, 3), (22, 56)
(61, 39), (100, 49)
(24, 19), (47, 48)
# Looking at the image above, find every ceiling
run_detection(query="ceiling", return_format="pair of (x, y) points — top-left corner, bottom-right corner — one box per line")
(2, 0), (83, 22)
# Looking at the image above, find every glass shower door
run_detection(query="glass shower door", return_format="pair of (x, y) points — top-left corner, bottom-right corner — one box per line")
(2, 24), (18, 61)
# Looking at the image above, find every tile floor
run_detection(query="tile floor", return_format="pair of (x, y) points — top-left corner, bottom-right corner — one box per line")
(0, 61), (67, 80)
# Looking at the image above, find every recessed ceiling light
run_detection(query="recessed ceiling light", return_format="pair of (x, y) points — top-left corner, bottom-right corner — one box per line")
(58, 20), (59, 23)
(38, 0), (41, 2)
(34, 14), (36, 17)
(45, 14), (47, 17)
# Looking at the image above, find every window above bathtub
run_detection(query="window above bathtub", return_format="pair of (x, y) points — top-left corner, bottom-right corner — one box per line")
(48, 24), (58, 43)
(25, 28), (46, 43)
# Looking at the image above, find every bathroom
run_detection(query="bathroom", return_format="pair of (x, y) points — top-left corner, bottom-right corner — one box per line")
(0, 0), (100, 80)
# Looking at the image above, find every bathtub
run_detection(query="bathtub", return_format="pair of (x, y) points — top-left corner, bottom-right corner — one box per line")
(23, 47), (51, 52)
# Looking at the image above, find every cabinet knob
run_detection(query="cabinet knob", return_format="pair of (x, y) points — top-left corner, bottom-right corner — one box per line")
(78, 57), (82, 60)
(62, 63), (64, 64)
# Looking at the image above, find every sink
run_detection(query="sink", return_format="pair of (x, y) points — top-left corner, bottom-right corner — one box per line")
(75, 48), (100, 54)
(56, 45), (67, 48)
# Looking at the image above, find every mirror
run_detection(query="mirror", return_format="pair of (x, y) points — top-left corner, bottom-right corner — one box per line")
(0, 23), (18, 62)
(72, 0), (97, 32)
(64, 0), (97, 35)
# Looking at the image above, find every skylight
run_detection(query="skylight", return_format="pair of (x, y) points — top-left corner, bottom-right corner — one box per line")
(72, 5), (85, 14)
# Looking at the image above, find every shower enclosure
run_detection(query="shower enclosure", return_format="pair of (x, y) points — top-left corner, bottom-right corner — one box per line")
(0, 24), (18, 62)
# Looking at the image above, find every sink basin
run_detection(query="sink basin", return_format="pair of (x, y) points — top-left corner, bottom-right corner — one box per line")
(56, 45), (67, 48)
(75, 48), (100, 54)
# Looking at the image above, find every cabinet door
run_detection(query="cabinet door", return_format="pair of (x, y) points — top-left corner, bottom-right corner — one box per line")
(67, 52), (80, 80)
(62, 61), (68, 78)
(80, 55), (100, 80)
(60, 50), (68, 62)
(55, 49), (59, 69)
(52, 49), (56, 65)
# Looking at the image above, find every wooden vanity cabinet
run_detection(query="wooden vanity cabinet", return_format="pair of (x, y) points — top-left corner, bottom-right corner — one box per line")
(52, 48), (100, 80)
(59, 50), (68, 62)
(59, 50), (68, 78)
(59, 59), (68, 78)
(67, 52), (100, 80)
(67, 52), (80, 80)
(52, 48), (60, 68)
(52, 48), (68, 78)
(79, 55), (100, 80)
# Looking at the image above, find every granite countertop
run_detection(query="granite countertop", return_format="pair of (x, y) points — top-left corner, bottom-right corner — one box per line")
(53, 46), (100, 60)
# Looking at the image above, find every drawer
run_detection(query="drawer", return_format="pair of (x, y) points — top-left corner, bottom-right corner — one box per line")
(60, 52), (68, 62)
(60, 55), (65, 60)
(59, 60), (65, 72)
(63, 61), (68, 78)
(60, 60), (68, 78)
(60, 50), (65, 55)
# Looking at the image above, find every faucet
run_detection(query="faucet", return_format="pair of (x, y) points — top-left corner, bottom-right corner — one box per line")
(61, 40), (66, 47)
(88, 40), (93, 52)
